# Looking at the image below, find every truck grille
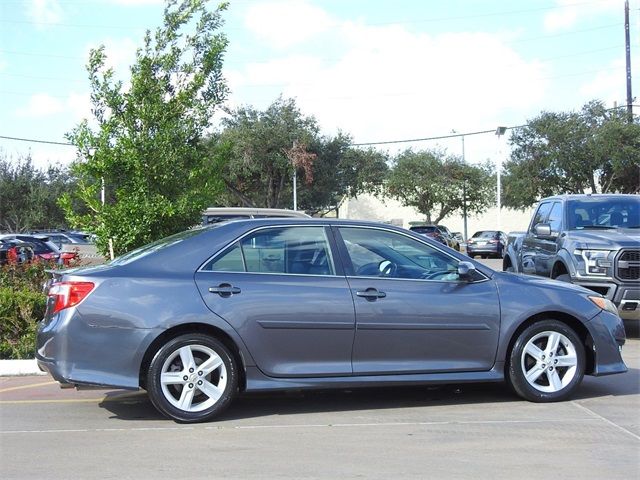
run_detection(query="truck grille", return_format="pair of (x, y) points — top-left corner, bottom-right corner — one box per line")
(617, 250), (640, 281)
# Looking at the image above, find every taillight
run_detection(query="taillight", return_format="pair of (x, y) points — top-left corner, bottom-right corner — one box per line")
(489, 239), (499, 244)
(48, 282), (95, 314)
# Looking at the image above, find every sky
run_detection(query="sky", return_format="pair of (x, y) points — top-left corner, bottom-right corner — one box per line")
(0, 0), (638, 170)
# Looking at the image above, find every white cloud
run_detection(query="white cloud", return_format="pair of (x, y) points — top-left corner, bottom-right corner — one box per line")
(16, 93), (65, 118)
(106, 0), (163, 5)
(244, 0), (334, 49)
(226, 19), (548, 162)
(544, 0), (620, 32)
(27, 0), (63, 26)
(579, 58), (629, 104)
(85, 37), (139, 75)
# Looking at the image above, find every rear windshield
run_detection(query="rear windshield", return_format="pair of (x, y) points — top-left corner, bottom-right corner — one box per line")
(410, 226), (438, 233)
(567, 197), (640, 230)
(110, 227), (213, 266)
(472, 231), (499, 238)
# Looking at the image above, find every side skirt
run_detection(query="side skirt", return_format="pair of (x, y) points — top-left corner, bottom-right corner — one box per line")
(244, 362), (506, 392)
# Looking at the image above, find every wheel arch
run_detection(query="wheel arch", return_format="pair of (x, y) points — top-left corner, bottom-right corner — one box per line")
(504, 311), (595, 375)
(139, 323), (247, 392)
(551, 260), (569, 279)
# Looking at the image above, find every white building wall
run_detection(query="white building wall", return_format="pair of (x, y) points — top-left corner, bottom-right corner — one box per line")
(340, 194), (533, 238)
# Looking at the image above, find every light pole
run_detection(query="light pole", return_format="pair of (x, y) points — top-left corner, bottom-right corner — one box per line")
(495, 126), (507, 230)
(452, 130), (469, 240)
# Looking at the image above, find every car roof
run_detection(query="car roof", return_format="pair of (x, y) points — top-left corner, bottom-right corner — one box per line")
(539, 194), (640, 202)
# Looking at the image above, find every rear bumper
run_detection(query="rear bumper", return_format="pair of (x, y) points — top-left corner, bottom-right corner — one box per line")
(36, 309), (160, 390)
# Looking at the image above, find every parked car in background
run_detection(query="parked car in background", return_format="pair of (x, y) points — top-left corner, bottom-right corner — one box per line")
(409, 225), (447, 245)
(503, 194), (640, 322)
(435, 225), (461, 251)
(202, 207), (310, 226)
(31, 231), (91, 249)
(38, 219), (627, 423)
(0, 234), (76, 265)
(0, 238), (35, 265)
(467, 231), (507, 258)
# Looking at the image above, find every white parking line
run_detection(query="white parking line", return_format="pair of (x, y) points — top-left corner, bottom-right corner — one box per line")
(571, 401), (640, 441)
(0, 417), (602, 435)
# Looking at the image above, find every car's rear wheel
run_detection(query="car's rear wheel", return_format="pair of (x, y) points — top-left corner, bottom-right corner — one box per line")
(146, 333), (238, 423)
(507, 320), (585, 402)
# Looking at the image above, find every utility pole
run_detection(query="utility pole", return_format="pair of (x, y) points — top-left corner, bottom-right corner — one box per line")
(461, 135), (468, 242)
(625, 0), (633, 122)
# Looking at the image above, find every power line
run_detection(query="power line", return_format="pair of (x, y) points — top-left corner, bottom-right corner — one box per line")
(0, 135), (73, 146)
(2, 106), (637, 149)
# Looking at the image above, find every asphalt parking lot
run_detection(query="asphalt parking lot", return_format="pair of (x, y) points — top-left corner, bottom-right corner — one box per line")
(1, 337), (638, 479)
(1, 257), (638, 479)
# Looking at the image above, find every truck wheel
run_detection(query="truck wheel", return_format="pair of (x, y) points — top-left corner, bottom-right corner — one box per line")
(555, 274), (571, 283)
(507, 320), (585, 402)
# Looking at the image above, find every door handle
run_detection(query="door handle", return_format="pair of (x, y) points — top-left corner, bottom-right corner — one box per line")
(356, 288), (386, 300)
(208, 284), (241, 297)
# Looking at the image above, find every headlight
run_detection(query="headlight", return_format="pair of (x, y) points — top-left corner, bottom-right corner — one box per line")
(574, 249), (612, 276)
(588, 295), (619, 315)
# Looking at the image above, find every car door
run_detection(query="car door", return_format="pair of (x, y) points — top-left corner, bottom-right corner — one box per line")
(521, 202), (552, 275)
(536, 201), (563, 277)
(334, 226), (500, 375)
(194, 225), (355, 378)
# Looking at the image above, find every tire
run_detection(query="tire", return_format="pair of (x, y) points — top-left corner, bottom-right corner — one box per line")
(146, 333), (238, 423)
(555, 274), (571, 283)
(505, 266), (514, 273)
(507, 320), (585, 402)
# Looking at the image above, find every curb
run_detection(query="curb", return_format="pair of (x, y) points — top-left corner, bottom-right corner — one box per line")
(0, 359), (47, 376)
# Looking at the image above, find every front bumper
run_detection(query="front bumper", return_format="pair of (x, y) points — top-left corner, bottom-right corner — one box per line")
(586, 310), (627, 376)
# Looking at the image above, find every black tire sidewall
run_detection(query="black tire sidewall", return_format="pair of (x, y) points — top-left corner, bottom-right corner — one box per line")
(147, 333), (238, 423)
(508, 320), (585, 402)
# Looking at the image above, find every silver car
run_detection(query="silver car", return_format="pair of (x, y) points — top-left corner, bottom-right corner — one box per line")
(37, 219), (627, 422)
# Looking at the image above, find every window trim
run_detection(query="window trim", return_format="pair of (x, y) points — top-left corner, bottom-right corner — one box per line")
(197, 225), (341, 277)
(332, 225), (489, 284)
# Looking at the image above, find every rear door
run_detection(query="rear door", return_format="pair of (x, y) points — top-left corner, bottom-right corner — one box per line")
(195, 225), (355, 378)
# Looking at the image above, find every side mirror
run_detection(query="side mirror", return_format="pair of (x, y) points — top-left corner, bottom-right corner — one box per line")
(458, 261), (476, 281)
(533, 223), (552, 237)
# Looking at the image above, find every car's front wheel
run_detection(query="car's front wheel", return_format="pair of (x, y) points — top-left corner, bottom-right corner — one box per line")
(507, 320), (585, 402)
(146, 333), (238, 423)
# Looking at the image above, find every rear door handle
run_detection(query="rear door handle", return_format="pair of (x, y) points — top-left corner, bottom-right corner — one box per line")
(356, 288), (386, 300)
(208, 283), (241, 297)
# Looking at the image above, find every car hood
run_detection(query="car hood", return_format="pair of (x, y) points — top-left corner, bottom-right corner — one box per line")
(494, 270), (595, 296)
(568, 229), (640, 250)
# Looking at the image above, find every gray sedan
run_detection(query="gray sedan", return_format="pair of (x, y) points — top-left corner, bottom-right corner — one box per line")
(36, 219), (627, 422)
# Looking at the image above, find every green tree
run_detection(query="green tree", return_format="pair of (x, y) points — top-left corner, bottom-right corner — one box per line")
(386, 149), (495, 224)
(503, 100), (640, 209)
(210, 98), (389, 213)
(0, 152), (74, 232)
(296, 136), (389, 216)
(212, 97), (319, 209)
(62, 0), (228, 257)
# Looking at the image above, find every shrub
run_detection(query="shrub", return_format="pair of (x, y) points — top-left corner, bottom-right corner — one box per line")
(0, 261), (54, 359)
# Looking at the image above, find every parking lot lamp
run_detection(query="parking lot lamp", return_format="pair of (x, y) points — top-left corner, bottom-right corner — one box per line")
(495, 127), (507, 230)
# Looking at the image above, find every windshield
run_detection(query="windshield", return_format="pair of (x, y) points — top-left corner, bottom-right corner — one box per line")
(567, 197), (640, 230)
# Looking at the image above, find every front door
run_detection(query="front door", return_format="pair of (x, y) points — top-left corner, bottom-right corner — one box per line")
(195, 225), (355, 378)
(335, 226), (501, 375)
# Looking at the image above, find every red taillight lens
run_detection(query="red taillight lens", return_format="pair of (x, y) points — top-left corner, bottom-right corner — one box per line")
(489, 239), (499, 244)
(48, 282), (95, 314)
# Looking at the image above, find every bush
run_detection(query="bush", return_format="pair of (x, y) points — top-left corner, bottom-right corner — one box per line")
(0, 261), (53, 359)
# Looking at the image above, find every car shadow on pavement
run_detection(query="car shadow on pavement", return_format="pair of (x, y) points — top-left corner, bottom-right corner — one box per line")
(98, 369), (640, 422)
